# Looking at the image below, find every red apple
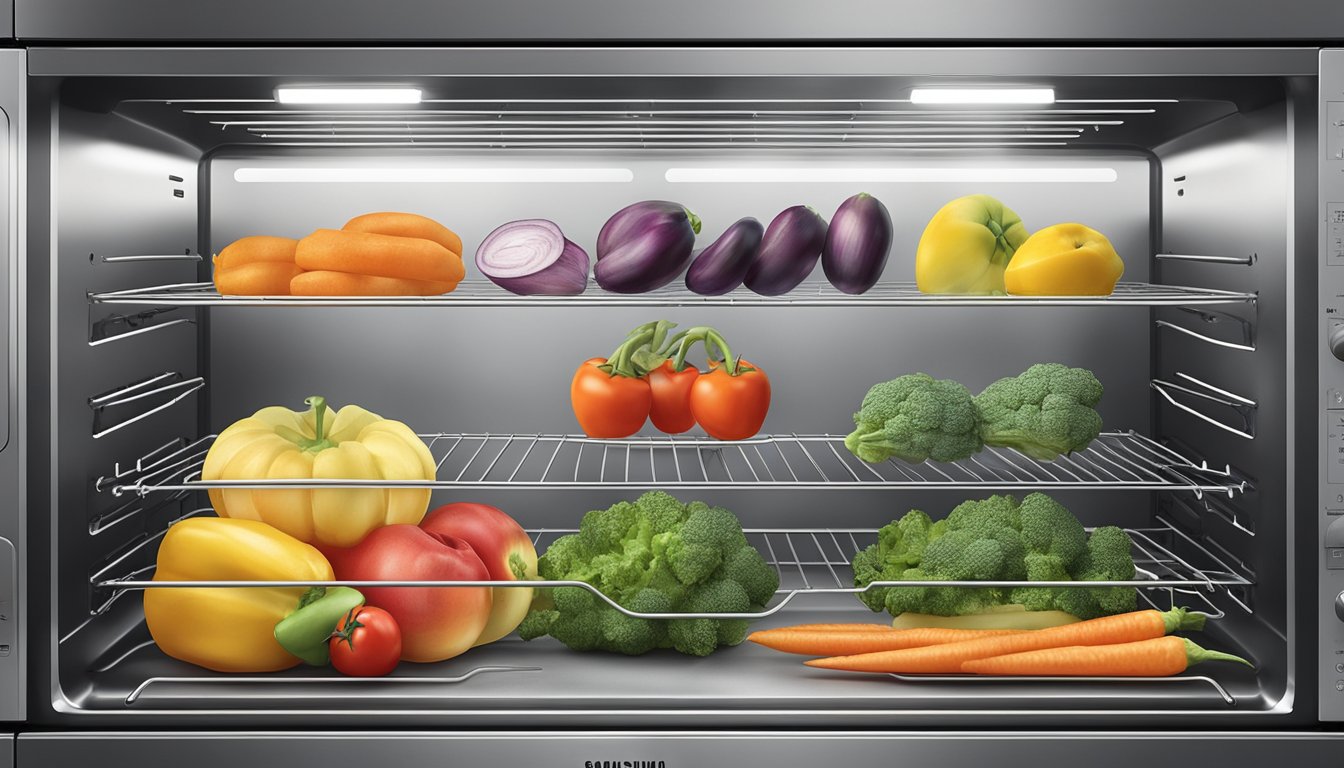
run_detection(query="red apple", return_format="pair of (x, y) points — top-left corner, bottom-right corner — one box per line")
(326, 524), (492, 663)
(421, 503), (539, 646)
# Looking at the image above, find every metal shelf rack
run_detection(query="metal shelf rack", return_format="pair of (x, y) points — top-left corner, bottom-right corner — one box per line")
(87, 518), (1252, 711)
(88, 280), (1257, 308)
(104, 430), (1249, 498)
(93, 518), (1252, 621)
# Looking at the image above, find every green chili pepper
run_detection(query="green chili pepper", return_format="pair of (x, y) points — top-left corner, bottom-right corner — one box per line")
(273, 586), (365, 666)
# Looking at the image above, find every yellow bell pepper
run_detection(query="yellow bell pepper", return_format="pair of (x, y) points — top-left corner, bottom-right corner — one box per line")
(915, 194), (1028, 294)
(201, 396), (436, 548)
(1004, 222), (1124, 295)
(144, 517), (333, 673)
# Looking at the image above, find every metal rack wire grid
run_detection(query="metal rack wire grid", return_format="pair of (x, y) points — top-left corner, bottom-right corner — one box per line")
(106, 430), (1248, 498)
(93, 517), (1251, 623)
(88, 280), (1258, 308)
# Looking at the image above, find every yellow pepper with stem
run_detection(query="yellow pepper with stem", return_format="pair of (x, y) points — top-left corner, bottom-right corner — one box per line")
(144, 517), (333, 673)
(915, 194), (1029, 294)
(201, 396), (436, 548)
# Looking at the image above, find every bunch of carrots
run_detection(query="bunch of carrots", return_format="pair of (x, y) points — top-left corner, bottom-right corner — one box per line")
(749, 608), (1252, 677)
(213, 211), (466, 297)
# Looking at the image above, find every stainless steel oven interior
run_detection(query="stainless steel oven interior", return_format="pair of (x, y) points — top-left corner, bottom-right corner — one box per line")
(22, 47), (1322, 726)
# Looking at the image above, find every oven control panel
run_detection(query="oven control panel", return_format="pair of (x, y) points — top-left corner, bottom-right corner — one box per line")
(1321, 48), (1344, 721)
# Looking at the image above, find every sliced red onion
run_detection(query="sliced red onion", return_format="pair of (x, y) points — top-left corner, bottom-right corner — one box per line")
(475, 219), (589, 296)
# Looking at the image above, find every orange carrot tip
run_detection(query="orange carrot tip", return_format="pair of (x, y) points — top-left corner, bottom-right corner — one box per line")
(801, 608), (1210, 675)
(960, 637), (1254, 677)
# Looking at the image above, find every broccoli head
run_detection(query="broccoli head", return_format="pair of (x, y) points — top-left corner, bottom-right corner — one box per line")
(521, 491), (779, 656)
(1056, 526), (1139, 619)
(1017, 492), (1087, 568)
(851, 510), (942, 611)
(844, 373), (982, 464)
(973, 363), (1104, 461)
(852, 493), (1136, 620)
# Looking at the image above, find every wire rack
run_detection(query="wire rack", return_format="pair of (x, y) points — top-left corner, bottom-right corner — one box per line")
(87, 280), (1257, 308)
(88, 518), (1250, 709)
(92, 518), (1251, 622)
(104, 430), (1248, 499)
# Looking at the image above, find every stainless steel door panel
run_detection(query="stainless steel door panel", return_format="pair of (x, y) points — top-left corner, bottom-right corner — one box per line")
(15, 732), (1344, 767)
(0, 49), (21, 724)
(14, 0), (1344, 42)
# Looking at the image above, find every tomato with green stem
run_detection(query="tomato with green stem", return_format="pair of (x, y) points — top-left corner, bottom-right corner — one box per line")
(688, 329), (771, 441)
(647, 329), (700, 434)
(570, 322), (666, 438)
(329, 606), (402, 677)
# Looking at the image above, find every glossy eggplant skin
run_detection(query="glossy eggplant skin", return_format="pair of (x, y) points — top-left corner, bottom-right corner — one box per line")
(594, 200), (700, 293)
(684, 217), (764, 296)
(822, 193), (893, 294)
(743, 205), (828, 296)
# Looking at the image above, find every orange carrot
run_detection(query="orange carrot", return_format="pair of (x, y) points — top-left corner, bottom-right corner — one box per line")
(805, 607), (1204, 674)
(962, 637), (1252, 676)
(776, 623), (896, 633)
(214, 261), (304, 295)
(750, 627), (1023, 656)
(214, 235), (298, 270)
(343, 212), (463, 256)
(296, 229), (466, 284)
(290, 270), (457, 297)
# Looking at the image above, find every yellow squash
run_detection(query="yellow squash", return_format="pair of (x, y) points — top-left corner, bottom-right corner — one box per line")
(1005, 223), (1124, 295)
(915, 194), (1028, 294)
(202, 396), (436, 548)
(144, 517), (333, 673)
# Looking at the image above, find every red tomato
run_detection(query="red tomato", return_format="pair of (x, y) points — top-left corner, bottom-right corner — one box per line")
(330, 606), (402, 677)
(646, 360), (699, 434)
(570, 357), (651, 438)
(690, 359), (771, 441)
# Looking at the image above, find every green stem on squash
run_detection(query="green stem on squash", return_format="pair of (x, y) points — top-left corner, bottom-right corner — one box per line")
(273, 396), (338, 452)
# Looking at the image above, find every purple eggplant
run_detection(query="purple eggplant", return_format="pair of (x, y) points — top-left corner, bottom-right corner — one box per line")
(743, 205), (828, 296)
(685, 217), (764, 296)
(594, 200), (702, 294)
(475, 218), (589, 295)
(822, 193), (893, 294)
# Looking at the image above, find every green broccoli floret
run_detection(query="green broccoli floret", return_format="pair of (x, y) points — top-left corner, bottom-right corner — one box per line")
(637, 490), (691, 535)
(946, 493), (1021, 533)
(1009, 552), (1073, 611)
(722, 546), (780, 607)
(939, 495), (1026, 580)
(852, 493), (1135, 620)
(973, 363), (1104, 461)
(1017, 492), (1087, 568)
(516, 608), (557, 641)
(667, 581), (752, 656)
(851, 510), (941, 611)
(536, 534), (586, 581)
(844, 373), (982, 464)
(883, 569), (1004, 617)
(520, 491), (779, 656)
(1056, 526), (1139, 619)
(577, 500), (641, 553)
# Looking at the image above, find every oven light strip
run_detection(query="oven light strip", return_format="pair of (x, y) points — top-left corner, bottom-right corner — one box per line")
(233, 167), (636, 183)
(665, 167), (1119, 183)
